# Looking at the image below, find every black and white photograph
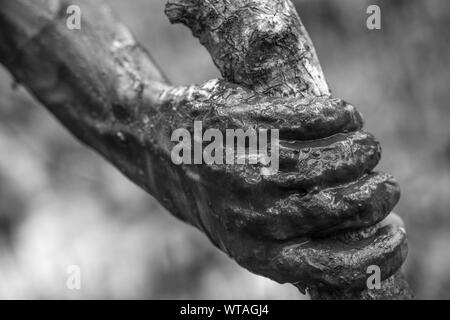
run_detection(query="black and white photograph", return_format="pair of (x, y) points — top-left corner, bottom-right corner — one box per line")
(0, 0), (449, 305)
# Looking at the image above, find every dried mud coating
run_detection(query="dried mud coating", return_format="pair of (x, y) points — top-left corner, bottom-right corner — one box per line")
(0, 0), (412, 299)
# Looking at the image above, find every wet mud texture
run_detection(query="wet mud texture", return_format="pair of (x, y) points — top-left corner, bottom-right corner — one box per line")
(0, 0), (412, 299)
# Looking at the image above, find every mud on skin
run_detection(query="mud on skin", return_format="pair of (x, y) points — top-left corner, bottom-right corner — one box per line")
(0, 0), (410, 298)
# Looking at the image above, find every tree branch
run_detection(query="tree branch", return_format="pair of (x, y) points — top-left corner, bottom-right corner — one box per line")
(165, 0), (329, 97)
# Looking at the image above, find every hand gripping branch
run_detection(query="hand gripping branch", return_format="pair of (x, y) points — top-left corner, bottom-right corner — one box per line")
(0, 0), (413, 299)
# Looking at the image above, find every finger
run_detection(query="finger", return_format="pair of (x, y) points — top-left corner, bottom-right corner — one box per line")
(160, 80), (362, 141)
(214, 94), (364, 140)
(223, 172), (400, 240)
(197, 130), (380, 193)
(264, 220), (408, 290)
(266, 131), (381, 189)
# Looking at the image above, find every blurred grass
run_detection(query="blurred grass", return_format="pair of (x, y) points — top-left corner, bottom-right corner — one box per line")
(0, 0), (449, 299)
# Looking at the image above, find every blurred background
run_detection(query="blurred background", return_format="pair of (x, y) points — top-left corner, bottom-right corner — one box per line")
(0, 0), (449, 299)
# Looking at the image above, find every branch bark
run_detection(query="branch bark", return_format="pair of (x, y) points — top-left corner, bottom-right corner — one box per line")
(0, 0), (413, 299)
(165, 0), (329, 97)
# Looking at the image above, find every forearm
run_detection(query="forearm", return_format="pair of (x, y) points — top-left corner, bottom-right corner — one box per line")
(0, 0), (178, 205)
